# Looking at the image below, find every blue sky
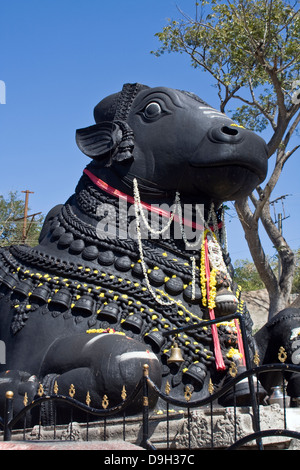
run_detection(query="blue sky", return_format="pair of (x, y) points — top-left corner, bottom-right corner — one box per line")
(1, 0), (299, 264)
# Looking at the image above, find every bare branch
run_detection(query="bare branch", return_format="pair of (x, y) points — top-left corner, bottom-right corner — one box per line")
(232, 80), (277, 129)
(277, 50), (300, 73)
(235, 197), (279, 296)
(281, 144), (300, 167)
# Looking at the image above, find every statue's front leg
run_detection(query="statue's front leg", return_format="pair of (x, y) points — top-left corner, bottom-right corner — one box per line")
(255, 307), (300, 403)
(40, 331), (162, 421)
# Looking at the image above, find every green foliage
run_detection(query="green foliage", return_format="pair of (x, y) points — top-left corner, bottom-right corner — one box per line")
(291, 249), (300, 293)
(152, 0), (300, 131)
(235, 252), (300, 293)
(0, 191), (44, 247)
(233, 258), (265, 291)
(229, 90), (275, 131)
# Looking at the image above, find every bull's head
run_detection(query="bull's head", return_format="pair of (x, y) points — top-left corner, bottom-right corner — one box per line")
(76, 83), (268, 204)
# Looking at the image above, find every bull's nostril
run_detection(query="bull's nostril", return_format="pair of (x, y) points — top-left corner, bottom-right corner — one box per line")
(221, 126), (239, 136)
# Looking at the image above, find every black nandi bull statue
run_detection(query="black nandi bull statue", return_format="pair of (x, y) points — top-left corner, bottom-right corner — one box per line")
(0, 83), (299, 424)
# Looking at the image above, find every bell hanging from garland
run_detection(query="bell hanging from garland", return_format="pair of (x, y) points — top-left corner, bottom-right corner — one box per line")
(123, 314), (143, 333)
(99, 302), (119, 322)
(14, 278), (33, 297)
(145, 330), (166, 351)
(30, 284), (51, 303)
(51, 288), (72, 309)
(167, 337), (184, 364)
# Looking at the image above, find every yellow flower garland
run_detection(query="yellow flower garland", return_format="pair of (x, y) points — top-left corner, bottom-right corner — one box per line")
(226, 347), (243, 360)
(86, 328), (125, 335)
(200, 235), (218, 310)
(208, 268), (217, 310)
(200, 239), (207, 306)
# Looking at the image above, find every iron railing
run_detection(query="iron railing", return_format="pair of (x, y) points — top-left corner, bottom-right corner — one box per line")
(1, 312), (300, 449)
(1, 362), (300, 449)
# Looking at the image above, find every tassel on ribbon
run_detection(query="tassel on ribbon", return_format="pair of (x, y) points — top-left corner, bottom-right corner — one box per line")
(204, 238), (226, 371)
(234, 319), (246, 366)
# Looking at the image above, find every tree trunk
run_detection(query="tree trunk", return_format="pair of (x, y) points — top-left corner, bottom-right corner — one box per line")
(235, 196), (295, 320)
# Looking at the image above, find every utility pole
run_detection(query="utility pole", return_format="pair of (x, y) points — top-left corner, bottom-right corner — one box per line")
(277, 213), (282, 281)
(21, 190), (34, 244)
(270, 195), (290, 281)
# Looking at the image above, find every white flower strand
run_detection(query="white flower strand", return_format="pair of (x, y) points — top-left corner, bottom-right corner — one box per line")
(206, 202), (229, 255)
(133, 178), (230, 306)
(221, 208), (228, 253)
(132, 178), (199, 305)
(190, 256), (196, 300)
(206, 231), (232, 283)
(205, 203), (231, 281)
(176, 199), (204, 250)
(133, 178), (178, 236)
(206, 202), (220, 243)
(133, 177), (203, 250)
(133, 179), (178, 306)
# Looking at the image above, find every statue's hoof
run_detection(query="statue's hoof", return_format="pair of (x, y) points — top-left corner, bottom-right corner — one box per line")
(42, 331), (162, 413)
(99, 333), (162, 410)
(218, 367), (267, 406)
(287, 373), (300, 407)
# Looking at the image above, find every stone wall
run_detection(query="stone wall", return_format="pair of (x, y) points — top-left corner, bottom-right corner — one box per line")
(241, 289), (269, 332)
(3, 405), (300, 450)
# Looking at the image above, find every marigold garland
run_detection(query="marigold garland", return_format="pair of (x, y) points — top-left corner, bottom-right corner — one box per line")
(226, 347), (243, 361)
(86, 328), (125, 335)
(200, 237), (217, 309)
(208, 268), (217, 310)
(200, 239), (207, 306)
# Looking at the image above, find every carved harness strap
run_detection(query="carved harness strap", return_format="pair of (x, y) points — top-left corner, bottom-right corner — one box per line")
(83, 168), (215, 232)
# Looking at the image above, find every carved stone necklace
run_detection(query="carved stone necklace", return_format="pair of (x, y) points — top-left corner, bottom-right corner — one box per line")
(0, 172), (251, 389)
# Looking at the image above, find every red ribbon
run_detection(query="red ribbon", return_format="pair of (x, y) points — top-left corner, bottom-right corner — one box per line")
(83, 168), (220, 232)
(204, 237), (245, 369)
(204, 238), (226, 371)
(234, 319), (246, 366)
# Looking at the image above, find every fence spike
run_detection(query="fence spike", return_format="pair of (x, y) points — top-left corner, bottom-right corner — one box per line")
(229, 361), (238, 377)
(121, 385), (127, 401)
(102, 394), (109, 409)
(53, 380), (58, 395)
(165, 381), (171, 396)
(37, 383), (44, 397)
(69, 384), (75, 398)
(86, 391), (91, 407)
(278, 346), (287, 363)
(253, 350), (260, 366)
(208, 378), (214, 395)
(184, 385), (192, 402)
(23, 392), (28, 407)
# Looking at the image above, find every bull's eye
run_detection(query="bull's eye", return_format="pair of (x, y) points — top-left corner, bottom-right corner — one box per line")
(144, 102), (161, 118)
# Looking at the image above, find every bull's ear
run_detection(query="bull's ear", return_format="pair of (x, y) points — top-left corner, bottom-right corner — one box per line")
(76, 121), (134, 164)
(76, 122), (122, 160)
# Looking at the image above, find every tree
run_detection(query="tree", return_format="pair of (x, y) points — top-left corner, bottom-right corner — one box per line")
(0, 191), (44, 247)
(233, 259), (265, 291)
(152, 0), (300, 318)
(291, 249), (300, 294)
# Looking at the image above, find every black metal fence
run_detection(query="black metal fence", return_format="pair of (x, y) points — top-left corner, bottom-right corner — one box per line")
(1, 361), (300, 449)
(1, 312), (300, 450)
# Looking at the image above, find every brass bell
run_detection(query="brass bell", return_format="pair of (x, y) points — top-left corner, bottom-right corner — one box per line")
(167, 339), (184, 364)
